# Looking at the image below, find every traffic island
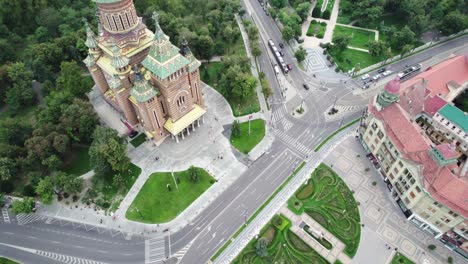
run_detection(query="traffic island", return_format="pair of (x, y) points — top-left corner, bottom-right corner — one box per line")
(125, 167), (215, 223)
(230, 119), (266, 154)
(288, 163), (361, 257)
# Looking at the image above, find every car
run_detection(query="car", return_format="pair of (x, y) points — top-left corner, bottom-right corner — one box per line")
(279, 43), (284, 49)
(361, 74), (370, 80)
(373, 74), (381, 81)
(279, 50), (284, 56)
(287, 64), (293, 71)
(129, 130), (138, 138)
(303, 83), (309, 90)
(397, 72), (404, 78)
(274, 64), (280, 75)
(377, 68), (386, 73)
(382, 70), (392, 76)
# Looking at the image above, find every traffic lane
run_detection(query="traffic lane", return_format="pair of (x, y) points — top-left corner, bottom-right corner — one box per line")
(170, 142), (287, 252)
(180, 147), (301, 264)
(0, 224), (144, 263)
(0, 244), (62, 264)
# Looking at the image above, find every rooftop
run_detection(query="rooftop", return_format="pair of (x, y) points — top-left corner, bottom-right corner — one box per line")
(438, 104), (468, 132)
(423, 95), (447, 116)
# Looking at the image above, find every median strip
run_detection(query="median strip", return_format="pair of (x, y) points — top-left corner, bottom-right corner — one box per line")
(314, 118), (360, 152)
(210, 161), (306, 261)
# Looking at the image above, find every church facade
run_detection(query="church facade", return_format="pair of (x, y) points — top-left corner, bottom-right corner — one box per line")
(84, 0), (206, 144)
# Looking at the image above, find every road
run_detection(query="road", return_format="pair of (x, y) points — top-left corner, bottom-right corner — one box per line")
(1, 0), (468, 263)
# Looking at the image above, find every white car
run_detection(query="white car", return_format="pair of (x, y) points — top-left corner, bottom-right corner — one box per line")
(373, 74), (381, 81)
(382, 70), (393, 76)
(361, 74), (370, 80)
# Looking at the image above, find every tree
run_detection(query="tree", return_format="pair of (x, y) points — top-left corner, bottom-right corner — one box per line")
(438, 11), (468, 36)
(11, 197), (35, 214)
(53, 172), (83, 194)
(189, 166), (199, 183)
(295, 3), (311, 22)
(255, 237), (269, 257)
(56, 61), (91, 98)
(368, 41), (386, 57)
(400, 44), (413, 57)
(246, 25), (259, 42)
(231, 73), (257, 101)
(352, 0), (383, 26)
(60, 99), (99, 143)
(333, 35), (351, 54)
(5, 62), (34, 113)
(41, 155), (62, 172)
(0, 157), (15, 183)
(35, 177), (54, 204)
(281, 26), (295, 42)
(294, 46), (307, 63)
(196, 35), (214, 61)
(251, 42), (262, 58)
(231, 120), (240, 137)
(89, 126), (130, 176)
(113, 173), (125, 189)
(392, 26), (415, 50)
(0, 192), (4, 208)
(261, 78), (272, 99)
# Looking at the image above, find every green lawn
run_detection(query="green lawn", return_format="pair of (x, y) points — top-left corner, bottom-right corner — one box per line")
(233, 215), (329, 264)
(391, 252), (415, 264)
(230, 119), (265, 154)
(0, 257), (18, 264)
(62, 145), (91, 176)
(330, 48), (385, 72)
(333, 25), (376, 49)
(126, 167), (215, 223)
(200, 62), (223, 88)
(92, 163), (141, 211)
(130, 133), (146, 148)
(288, 163), (361, 257)
(307, 20), (327, 38)
(0, 105), (37, 125)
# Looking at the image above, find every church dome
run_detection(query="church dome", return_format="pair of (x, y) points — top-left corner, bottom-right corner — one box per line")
(385, 77), (401, 94)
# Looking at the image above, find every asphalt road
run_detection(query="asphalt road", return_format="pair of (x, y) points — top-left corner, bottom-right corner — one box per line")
(1, 1), (468, 263)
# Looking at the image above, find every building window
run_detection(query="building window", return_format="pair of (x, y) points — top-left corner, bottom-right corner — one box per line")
(448, 211), (458, 218)
(404, 198), (410, 204)
(372, 122), (378, 130)
(415, 186), (421, 193)
(377, 131), (384, 139)
(433, 201), (443, 208)
(374, 138), (379, 144)
(389, 173), (394, 180)
(160, 101), (165, 114)
(119, 15), (125, 30)
(398, 161), (403, 168)
(410, 192), (415, 199)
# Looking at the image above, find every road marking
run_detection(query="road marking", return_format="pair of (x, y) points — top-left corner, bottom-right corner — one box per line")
(1, 208), (10, 223)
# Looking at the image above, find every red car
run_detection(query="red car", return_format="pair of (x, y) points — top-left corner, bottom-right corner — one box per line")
(287, 64), (293, 71)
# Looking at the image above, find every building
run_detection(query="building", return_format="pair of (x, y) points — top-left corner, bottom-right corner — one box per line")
(84, 0), (206, 145)
(358, 55), (468, 258)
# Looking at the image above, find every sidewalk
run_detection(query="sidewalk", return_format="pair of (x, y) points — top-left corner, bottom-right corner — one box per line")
(322, 0), (340, 44)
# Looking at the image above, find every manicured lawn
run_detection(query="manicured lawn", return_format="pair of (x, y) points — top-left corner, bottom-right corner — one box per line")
(230, 119), (265, 154)
(130, 133), (146, 147)
(232, 215), (329, 264)
(126, 167), (215, 223)
(391, 252), (415, 264)
(288, 163), (361, 257)
(330, 48), (385, 72)
(307, 20), (327, 38)
(0, 257), (18, 264)
(200, 62), (223, 88)
(92, 163), (141, 211)
(333, 25), (376, 49)
(62, 145), (91, 176)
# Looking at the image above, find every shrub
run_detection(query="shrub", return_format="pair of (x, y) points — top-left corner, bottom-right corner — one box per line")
(335, 67), (341, 73)
(316, 32), (324, 38)
(323, 49), (327, 55)
(320, 22), (327, 26)
(312, 8), (321, 18)
(326, 55), (331, 60)
(72, 195), (79, 202)
(63, 192), (70, 199)
(428, 244), (436, 250)
(448, 256), (453, 263)
(22, 184), (36, 196)
(322, 10), (331, 19)
(372, 181), (377, 186)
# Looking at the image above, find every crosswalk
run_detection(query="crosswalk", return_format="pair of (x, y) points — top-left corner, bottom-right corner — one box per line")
(2, 208), (10, 223)
(274, 129), (312, 156)
(172, 241), (192, 260)
(145, 236), (166, 264)
(35, 249), (106, 264)
(272, 104), (293, 131)
(304, 49), (329, 73)
(16, 213), (46, 225)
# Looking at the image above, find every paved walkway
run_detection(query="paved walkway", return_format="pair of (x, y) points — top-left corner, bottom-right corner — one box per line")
(322, 0), (340, 45)
(347, 46), (369, 53)
(281, 207), (351, 264)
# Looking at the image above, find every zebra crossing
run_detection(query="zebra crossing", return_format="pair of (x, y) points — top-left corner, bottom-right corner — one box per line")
(145, 236), (167, 264)
(2, 208), (10, 223)
(172, 241), (192, 260)
(272, 104), (293, 131)
(35, 249), (106, 264)
(274, 129), (312, 156)
(16, 213), (46, 225)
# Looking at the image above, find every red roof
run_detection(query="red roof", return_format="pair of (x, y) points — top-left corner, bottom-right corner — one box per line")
(424, 95), (447, 116)
(436, 143), (460, 160)
(400, 55), (468, 97)
(385, 77), (401, 94)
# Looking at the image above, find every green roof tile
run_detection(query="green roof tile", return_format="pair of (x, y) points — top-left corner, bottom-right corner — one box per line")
(438, 104), (468, 132)
(130, 75), (158, 103)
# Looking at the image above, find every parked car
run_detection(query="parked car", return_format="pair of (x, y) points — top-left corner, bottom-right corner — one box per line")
(287, 64), (293, 71)
(377, 68), (386, 73)
(129, 130), (138, 138)
(361, 74), (370, 80)
(373, 74), (381, 81)
(363, 84), (370, 89)
(274, 64), (280, 75)
(303, 83), (310, 90)
(382, 70), (393, 76)
(279, 43), (284, 49)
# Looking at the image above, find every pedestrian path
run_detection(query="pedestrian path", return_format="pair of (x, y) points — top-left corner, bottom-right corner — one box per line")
(145, 236), (167, 264)
(35, 249), (106, 264)
(16, 213), (46, 225)
(273, 128), (312, 156)
(304, 49), (329, 73)
(272, 104), (293, 131)
(2, 208), (10, 223)
(280, 207), (351, 264)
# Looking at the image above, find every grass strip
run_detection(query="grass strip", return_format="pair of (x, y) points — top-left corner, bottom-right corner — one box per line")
(210, 161), (306, 261)
(314, 118), (360, 152)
